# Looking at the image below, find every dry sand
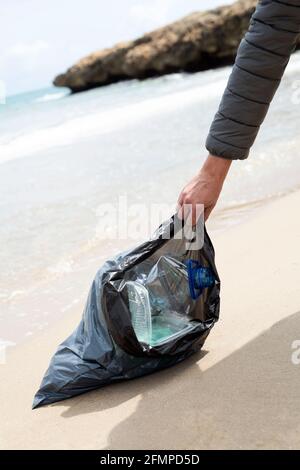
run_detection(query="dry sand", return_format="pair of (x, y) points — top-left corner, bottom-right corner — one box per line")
(1, 189), (300, 450)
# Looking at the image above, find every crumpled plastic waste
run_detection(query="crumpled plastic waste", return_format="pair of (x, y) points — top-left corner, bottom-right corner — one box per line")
(33, 216), (220, 409)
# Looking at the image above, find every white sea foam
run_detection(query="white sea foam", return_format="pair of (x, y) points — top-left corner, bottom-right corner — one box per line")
(286, 50), (300, 75)
(61, 298), (80, 313)
(34, 91), (67, 103)
(0, 339), (15, 363)
(0, 77), (228, 165)
(2, 49), (300, 167)
(6, 290), (26, 301)
(47, 259), (74, 275)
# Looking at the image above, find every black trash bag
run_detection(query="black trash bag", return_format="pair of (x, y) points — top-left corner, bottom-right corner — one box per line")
(33, 216), (220, 409)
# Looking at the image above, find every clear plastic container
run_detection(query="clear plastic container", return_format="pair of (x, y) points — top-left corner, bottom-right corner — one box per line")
(126, 255), (215, 347)
(127, 281), (152, 345)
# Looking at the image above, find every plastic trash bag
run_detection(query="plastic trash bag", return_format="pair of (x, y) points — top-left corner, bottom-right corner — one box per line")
(33, 216), (220, 409)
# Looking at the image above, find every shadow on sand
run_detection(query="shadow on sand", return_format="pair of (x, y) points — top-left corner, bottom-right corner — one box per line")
(56, 311), (300, 449)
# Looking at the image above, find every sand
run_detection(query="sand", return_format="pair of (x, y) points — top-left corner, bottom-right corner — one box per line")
(1, 189), (300, 450)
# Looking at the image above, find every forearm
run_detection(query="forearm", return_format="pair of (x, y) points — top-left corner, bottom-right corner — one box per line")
(201, 154), (232, 184)
(206, 0), (300, 160)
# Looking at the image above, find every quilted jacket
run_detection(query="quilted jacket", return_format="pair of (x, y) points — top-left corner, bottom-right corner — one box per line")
(206, 0), (300, 159)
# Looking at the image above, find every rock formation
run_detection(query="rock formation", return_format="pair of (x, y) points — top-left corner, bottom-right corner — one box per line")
(54, 0), (258, 92)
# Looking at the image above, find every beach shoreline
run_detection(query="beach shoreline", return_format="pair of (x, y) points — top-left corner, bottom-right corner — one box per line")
(1, 187), (300, 450)
(2, 49), (300, 346)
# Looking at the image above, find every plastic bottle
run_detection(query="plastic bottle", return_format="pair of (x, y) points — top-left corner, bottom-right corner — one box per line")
(127, 256), (215, 346)
(127, 281), (152, 345)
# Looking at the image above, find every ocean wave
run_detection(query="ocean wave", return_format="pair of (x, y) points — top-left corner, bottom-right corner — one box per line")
(34, 91), (67, 103)
(0, 76), (228, 165)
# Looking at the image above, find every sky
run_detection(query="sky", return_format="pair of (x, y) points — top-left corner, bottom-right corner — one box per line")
(1, 0), (233, 96)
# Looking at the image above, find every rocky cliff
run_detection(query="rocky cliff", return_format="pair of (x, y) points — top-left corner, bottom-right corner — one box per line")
(54, 0), (258, 92)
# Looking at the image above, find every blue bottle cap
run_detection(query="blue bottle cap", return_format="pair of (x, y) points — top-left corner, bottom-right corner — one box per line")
(187, 259), (215, 300)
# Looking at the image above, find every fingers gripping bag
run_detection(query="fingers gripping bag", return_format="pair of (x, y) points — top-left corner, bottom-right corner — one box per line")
(33, 215), (220, 408)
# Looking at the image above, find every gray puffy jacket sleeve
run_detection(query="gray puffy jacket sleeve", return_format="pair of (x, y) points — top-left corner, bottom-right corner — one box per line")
(206, 0), (300, 160)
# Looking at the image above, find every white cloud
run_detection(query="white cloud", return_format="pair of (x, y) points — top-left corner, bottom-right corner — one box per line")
(129, 0), (173, 26)
(0, 40), (52, 94)
(6, 40), (49, 59)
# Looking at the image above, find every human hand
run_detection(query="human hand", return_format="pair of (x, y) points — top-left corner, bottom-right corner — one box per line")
(177, 154), (232, 224)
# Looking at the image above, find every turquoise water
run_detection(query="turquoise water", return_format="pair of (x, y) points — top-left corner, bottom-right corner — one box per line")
(2, 52), (300, 343)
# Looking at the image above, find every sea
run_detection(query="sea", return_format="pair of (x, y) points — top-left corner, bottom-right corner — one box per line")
(1, 51), (300, 344)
